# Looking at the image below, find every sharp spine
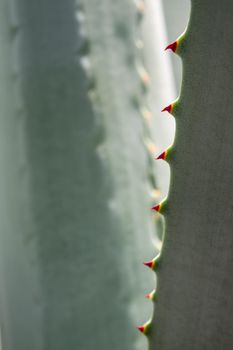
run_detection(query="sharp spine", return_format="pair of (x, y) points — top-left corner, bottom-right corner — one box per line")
(165, 40), (178, 53)
(156, 146), (172, 161)
(165, 30), (186, 55)
(143, 254), (160, 270)
(161, 99), (179, 116)
(146, 289), (156, 301)
(152, 200), (167, 213)
(136, 320), (152, 335)
(161, 103), (173, 114)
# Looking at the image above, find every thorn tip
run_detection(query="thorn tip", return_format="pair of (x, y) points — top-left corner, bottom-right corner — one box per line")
(156, 151), (166, 160)
(137, 320), (152, 335)
(161, 104), (172, 114)
(143, 260), (154, 269)
(165, 41), (178, 53)
(146, 289), (156, 300)
(137, 326), (145, 334)
(152, 204), (161, 212)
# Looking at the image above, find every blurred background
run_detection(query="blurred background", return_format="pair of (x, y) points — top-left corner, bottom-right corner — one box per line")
(0, 1), (190, 349)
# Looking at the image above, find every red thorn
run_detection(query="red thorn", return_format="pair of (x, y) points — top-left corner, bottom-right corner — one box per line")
(137, 325), (146, 334)
(143, 260), (154, 269)
(165, 41), (178, 53)
(152, 204), (161, 212)
(146, 289), (156, 300)
(161, 104), (172, 114)
(156, 151), (166, 160)
(137, 321), (152, 335)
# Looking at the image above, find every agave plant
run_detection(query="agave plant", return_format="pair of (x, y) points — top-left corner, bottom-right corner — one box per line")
(1, 0), (231, 349)
(141, 1), (233, 349)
